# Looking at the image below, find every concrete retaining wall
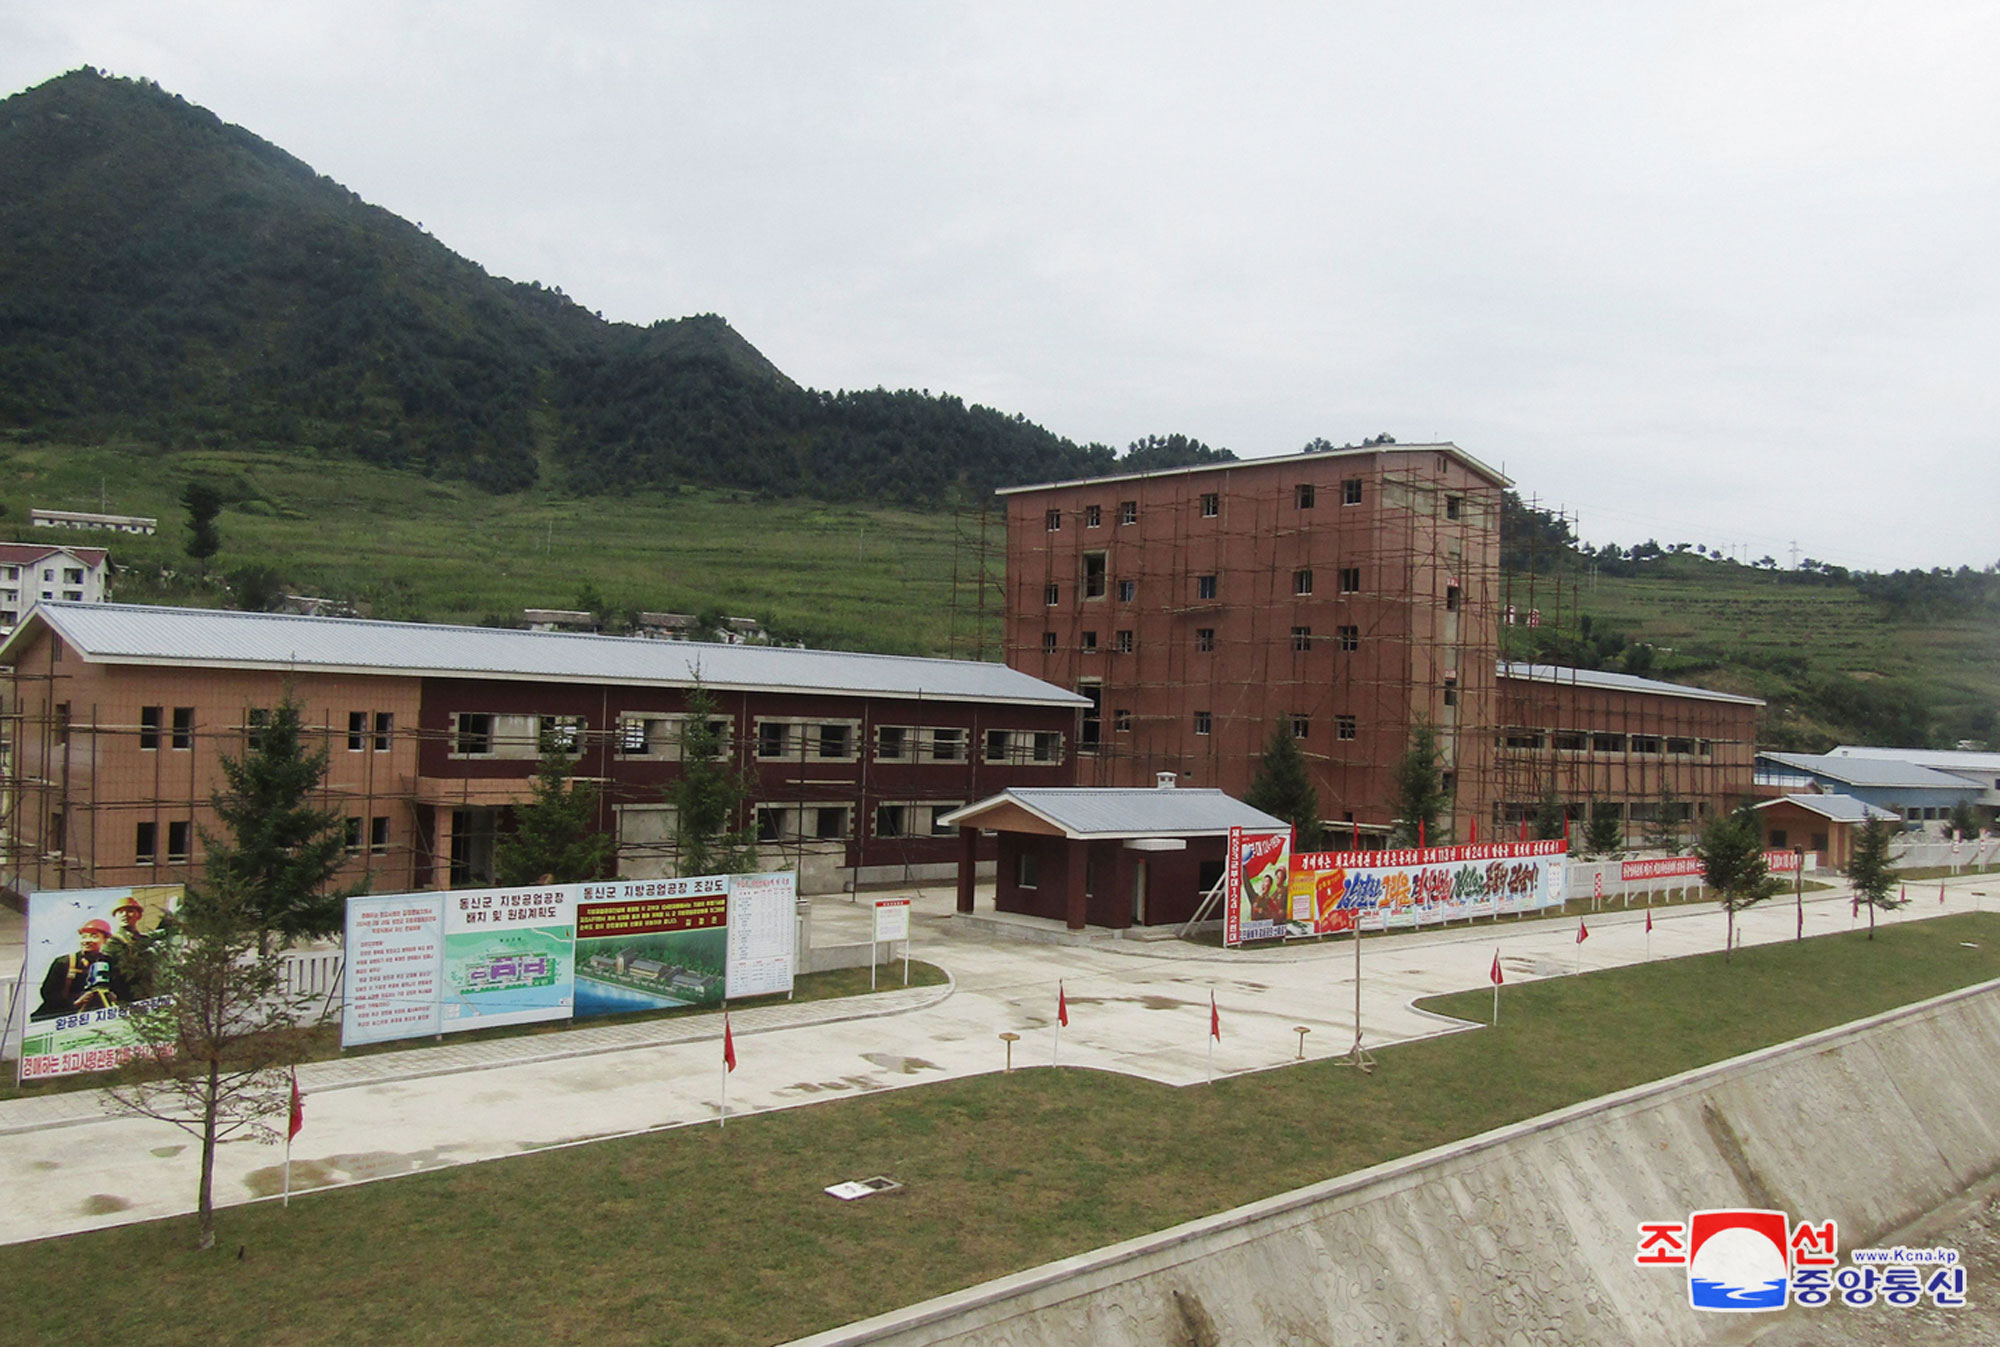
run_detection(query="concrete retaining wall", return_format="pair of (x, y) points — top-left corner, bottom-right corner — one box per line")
(793, 978), (2000, 1346)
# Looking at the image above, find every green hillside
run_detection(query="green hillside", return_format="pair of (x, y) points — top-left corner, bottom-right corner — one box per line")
(0, 69), (1232, 504)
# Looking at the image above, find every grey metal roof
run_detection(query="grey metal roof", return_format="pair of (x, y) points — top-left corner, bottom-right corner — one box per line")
(9, 603), (1091, 707)
(1755, 794), (1901, 824)
(1833, 745), (2000, 776)
(940, 787), (1288, 839)
(995, 442), (1511, 495)
(1498, 662), (1765, 707)
(1755, 751), (1976, 791)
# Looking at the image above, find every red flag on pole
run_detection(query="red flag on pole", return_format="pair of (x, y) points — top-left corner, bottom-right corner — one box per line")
(1562, 814), (1570, 843)
(1577, 920), (1589, 944)
(1852, 892), (1859, 918)
(1645, 907), (1653, 933)
(1489, 950), (1503, 985)
(1941, 882), (1948, 905)
(1418, 818), (1426, 849)
(1210, 991), (1221, 1041)
(1058, 981), (1068, 1028)
(1352, 818), (1360, 850)
(1519, 817), (1528, 842)
(723, 1012), (737, 1072)
(288, 1069), (304, 1141)
(1470, 817), (1478, 845)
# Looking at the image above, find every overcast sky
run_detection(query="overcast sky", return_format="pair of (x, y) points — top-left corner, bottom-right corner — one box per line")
(5, 2), (1996, 571)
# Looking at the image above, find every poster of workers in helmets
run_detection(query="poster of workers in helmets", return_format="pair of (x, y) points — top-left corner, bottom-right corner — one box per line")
(15, 885), (182, 1082)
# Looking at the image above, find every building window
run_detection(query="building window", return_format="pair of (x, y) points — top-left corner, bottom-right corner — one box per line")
(1200, 493), (1219, 518)
(370, 816), (390, 855)
(1592, 733), (1625, 752)
(1666, 737), (1695, 755)
(1339, 567), (1361, 593)
(623, 718), (652, 754)
(167, 820), (191, 864)
(1631, 735), (1661, 754)
(374, 712), (394, 752)
(756, 808), (784, 843)
(1294, 569), (1313, 596)
(1078, 682), (1102, 748)
(245, 707), (271, 751)
(1046, 508), (1062, 531)
(758, 722), (791, 758)
(1446, 495), (1463, 520)
(540, 715), (584, 754)
(929, 728), (968, 762)
(1084, 552), (1107, 598)
(816, 807), (850, 840)
(1342, 478), (1363, 505)
(1195, 627), (1216, 652)
(1291, 626), (1312, 652)
(171, 706), (194, 750)
(63, 567), (83, 584)
(1337, 625), (1359, 651)
(1113, 630), (1133, 653)
(1119, 500), (1138, 525)
(1044, 583), (1060, 605)
(984, 729), (1067, 765)
(454, 713), (493, 756)
(1506, 729), (1547, 749)
(1768, 828), (1788, 849)
(1290, 715), (1310, 739)
(817, 724), (852, 759)
(1194, 711), (1212, 735)
(930, 806), (960, 837)
(135, 821), (158, 864)
(1336, 715), (1357, 741)
(875, 805), (907, 838)
(1114, 708), (1132, 733)
(1117, 578), (1136, 602)
(1295, 483), (1316, 509)
(61, 591), (81, 602)
(1081, 630), (1098, 652)
(348, 711), (368, 751)
(1016, 851), (1039, 889)
(1042, 631), (1057, 652)
(139, 705), (162, 751)
(1197, 574), (1217, 600)
(49, 809), (65, 853)
(1554, 732), (1586, 751)
(1445, 585), (1461, 612)
(1442, 684), (1458, 707)
(1084, 504), (1102, 527)
(876, 726), (907, 760)
(344, 817), (363, 855)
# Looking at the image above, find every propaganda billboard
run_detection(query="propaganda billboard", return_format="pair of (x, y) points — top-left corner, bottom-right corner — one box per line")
(1288, 841), (1567, 934)
(17, 885), (182, 1081)
(1224, 826), (1295, 946)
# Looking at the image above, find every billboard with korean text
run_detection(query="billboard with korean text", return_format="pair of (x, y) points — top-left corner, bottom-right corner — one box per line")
(1224, 827), (1294, 945)
(1285, 841), (1567, 937)
(17, 885), (182, 1081)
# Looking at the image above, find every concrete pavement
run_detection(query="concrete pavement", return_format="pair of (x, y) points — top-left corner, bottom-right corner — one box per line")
(0, 872), (1993, 1246)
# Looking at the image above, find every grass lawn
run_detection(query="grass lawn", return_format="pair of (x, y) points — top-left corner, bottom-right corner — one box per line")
(3, 915), (1997, 1345)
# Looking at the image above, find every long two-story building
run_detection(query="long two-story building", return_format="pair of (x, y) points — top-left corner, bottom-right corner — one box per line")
(0, 603), (1087, 897)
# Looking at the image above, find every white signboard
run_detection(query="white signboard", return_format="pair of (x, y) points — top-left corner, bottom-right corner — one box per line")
(724, 872), (798, 1000)
(873, 899), (911, 944)
(440, 883), (578, 1031)
(342, 893), (446, 1046)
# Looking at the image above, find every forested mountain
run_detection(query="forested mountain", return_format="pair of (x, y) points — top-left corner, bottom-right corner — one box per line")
(0, 69), (1228, 502)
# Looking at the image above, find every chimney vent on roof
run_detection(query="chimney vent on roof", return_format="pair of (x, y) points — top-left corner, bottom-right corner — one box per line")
(1156, 772), (1176, 790)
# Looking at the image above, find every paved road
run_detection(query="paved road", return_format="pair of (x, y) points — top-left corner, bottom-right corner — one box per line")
(0, 874), (1991, 1246)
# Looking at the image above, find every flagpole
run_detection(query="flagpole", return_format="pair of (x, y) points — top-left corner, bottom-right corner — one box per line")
(283, 1135), (292, 1209)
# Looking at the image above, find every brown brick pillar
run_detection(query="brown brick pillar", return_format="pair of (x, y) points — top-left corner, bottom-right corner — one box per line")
(1065, 839), (1088, 931)
(956, 826), (978, 914)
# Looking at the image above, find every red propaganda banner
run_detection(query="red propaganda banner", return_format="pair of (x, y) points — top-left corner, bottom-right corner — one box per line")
(1624, 851), (1802, 883)
(1289, 841), (1566, 935)
(1224, 827), (1294, 946)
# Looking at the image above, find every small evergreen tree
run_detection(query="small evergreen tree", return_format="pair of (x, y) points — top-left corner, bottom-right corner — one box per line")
(203, 691), (356, 952)
(1532, 781), (1566, 841)
(668, 684), (759, 876)
(494, 746), (616, 886)
(1947, 800), (1980, 844)
(1244, 720), (1325, 850)
(1694, 806), (1780, 960)
(1389, 719), (1447, 846)
(1642, 784), (1686, 854)
(1583, 799), (1624, 856)
(1845, 815), (1905, 940)
(182, 479), (222, 574)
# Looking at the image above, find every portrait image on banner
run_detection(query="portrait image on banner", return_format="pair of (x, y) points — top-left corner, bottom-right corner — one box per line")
(1224, 826), (1295, 946)
(441, 883), (577, 1030)
(573, 875), (731, 1018)
(18, 885), (182, 1080)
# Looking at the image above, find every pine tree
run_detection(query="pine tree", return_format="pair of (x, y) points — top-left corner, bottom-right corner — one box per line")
(1389, 719), (1447, 846)
(1844, 814), (1905, 940)
(667, 683), (759, 876)
(1694, 806), (1779, 960)
(1532, 780), (1566, 841)
(1582, 799), (1623, 857)
(1642, 784), (1686, 854)
(202, 691), (355, 952)
(182, 479), (222, 574)
(493, 746), (616, 886)
(1244, 720), (1325, 850)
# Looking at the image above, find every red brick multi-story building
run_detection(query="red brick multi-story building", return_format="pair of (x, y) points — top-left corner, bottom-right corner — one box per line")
(0, 603), (1086, 897)
(999, 444), (1759, 843)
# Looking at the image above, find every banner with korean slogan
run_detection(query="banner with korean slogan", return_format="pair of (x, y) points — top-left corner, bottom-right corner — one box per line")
(1287, 841), (1566, 936)
(1224, 826), (1294, 945)
(17, 885), (182, 1081)
(440, 883), (578, 1031)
